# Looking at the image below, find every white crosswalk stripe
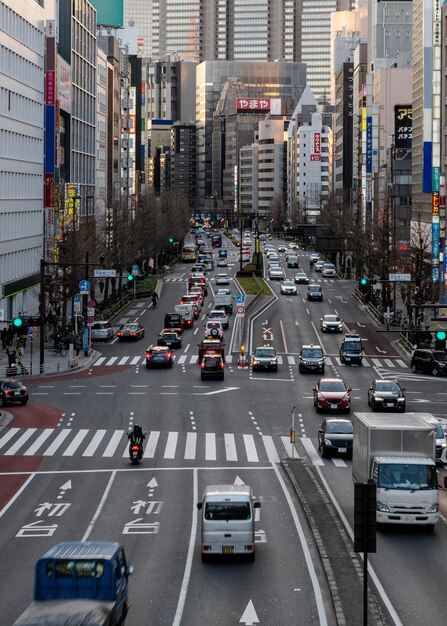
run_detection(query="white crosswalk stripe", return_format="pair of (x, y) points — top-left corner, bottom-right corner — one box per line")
(92, 353), (407, 370)
(3, 428), (37, 455)
(224, 433), (238, 461)
(281, 436), (300, 459)
(300, 437), (324, 466)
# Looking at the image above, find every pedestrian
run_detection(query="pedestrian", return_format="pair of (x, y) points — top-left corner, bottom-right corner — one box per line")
(6, 325), (14, 347)
(17, 344), (24, 364)
(1, 328), (6, 349)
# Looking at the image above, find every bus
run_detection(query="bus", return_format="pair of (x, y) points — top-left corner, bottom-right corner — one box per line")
(182, 244), (197, 262)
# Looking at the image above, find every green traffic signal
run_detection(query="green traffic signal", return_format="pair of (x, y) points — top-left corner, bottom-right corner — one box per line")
(13, 317), (23, 328)
(436, 330), (447, 341)
(168, 237), (174, 244)
(127, 274), (134, 282)
(360, 278), (368, 286)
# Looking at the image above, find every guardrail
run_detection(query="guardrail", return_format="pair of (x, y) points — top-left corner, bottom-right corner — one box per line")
(398, 332), (415, 354)
(1, 355), (82, 379)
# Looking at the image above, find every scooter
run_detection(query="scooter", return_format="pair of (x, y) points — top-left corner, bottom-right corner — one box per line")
(129, 443), (143, 464)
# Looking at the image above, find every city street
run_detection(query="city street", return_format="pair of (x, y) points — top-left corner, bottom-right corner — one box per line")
(1, 237), (447, 625)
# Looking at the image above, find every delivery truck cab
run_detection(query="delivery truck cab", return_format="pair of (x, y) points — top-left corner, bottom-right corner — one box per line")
(197, 484), (260, 561)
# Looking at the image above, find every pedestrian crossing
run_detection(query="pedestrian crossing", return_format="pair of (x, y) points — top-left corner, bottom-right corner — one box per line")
(93, 354), (408, 369)
(0, 427), (348, 467)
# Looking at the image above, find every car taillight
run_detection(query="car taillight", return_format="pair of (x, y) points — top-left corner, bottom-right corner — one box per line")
(146, 353), (152, 359)
(22, 387), (28, 392)
(167, 353), (172, 358)
(220, 361), (225, 369)
(201, 362), (206, 368)
(131, 445), (140, 451)
(130, 332), (136, 336)
(4, 389), (10, 395)
(117, 332), (123, 336)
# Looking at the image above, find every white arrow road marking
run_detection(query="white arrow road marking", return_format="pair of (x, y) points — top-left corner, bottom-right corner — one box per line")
(240, 600), (259, 625)
(357, 322), (366, 327)
(234, 476), (245, 485)
(192, 386), (240, 396)
(376, 347), (387, 353)
(147, 478), (158, 488)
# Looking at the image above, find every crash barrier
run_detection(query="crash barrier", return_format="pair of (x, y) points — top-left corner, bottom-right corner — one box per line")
(2, 354), (82, 379)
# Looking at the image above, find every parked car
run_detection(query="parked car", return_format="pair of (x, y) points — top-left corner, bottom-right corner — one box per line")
(313, 377), (351, 413)
(0, 379), (29, 406)
(367, 379), (406, 411)
(410, 349), (447, 376)
(320, 314), (343, 333)
(90, 320), (114, 342)
(200, 354), (225, 380)
(299, 345), (325, 374)
(146, 345), (174, 368)
(116, 322), (145, 340)
(252, 346), (278, 371)
(318, 418), (353, 458)
(307, 284), (323, 301)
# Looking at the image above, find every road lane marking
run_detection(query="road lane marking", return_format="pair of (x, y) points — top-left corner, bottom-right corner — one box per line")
(43, 429), (72, 456)
(384, 359), (395, 367)
(130, 356), (141, 365)
(105, 356), (118, 365)
(62, 429), (89, 456)
(288, 356), (296, 365)
(205, 433), (216, 460)
(300, 437), (324, 466)
(0, 428), (20, 451)
(83, 430), (107, 457)
(94, 357), (106, 366)
(262, 435), (280, 463)
(164, 432), (178, 458)
(331, 458), (348, 467)
(118, 356), (129, 365)
(178, 355), (187, 364)
(3, 429), (37, 455)
(23, 429), (54, 455)
(190, 355), (198, 364)
(372, 358), (381, 366)
(102, 430), (125, 457)
(184, 432), (197, 460)
(280, 319), (288, 353)
(281, 436), (300, 458)
(0, 473), (36, 519)
(82, 470), (117, 541)
(144, 431), (160, 458)
(224, 433), (238, 461)
(243, 434), (259, 462)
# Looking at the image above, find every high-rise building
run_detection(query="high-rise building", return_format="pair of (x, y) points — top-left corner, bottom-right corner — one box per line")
(0, 0), (51, 320)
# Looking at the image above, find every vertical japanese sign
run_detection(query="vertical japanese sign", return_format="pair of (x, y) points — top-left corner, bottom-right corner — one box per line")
(432, 0), (441, 283)
(45, 21), (56, 262)
(310, 132), (321, 161)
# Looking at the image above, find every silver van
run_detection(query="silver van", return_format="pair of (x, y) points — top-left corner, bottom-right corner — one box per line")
(197, 484), (260, 561)
(417, 413), (447, 464)
(91, 320), (114, 342)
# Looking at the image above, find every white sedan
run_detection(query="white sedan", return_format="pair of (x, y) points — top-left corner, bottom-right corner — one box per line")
(217, 258), (228, 267)
(269, 267), (285, 280)
(216, 273), (230, 285)
(280, 280), (297, 295)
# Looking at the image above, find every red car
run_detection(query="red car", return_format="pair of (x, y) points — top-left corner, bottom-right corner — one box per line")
(188, 276), (208, 295)
(181, 294), (201, 309)
(313, 378), (351, 413)
(198, 339), (225, 364)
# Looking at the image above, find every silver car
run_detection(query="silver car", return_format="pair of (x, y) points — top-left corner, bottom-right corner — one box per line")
(280, 280), (297, 295)
(320, 314), (343, 333)
(91, 320), (114, 342)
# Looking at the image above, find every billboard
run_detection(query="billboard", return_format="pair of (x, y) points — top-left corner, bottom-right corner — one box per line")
(394, 106), (412, 151)
(236, 98), (270, 112)
(90, 0), (123, 28)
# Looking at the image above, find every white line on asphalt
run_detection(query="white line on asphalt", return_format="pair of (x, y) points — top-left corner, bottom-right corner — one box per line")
(243, 434), (259, 462)
(3, 429), (37, 455)
(172, 468), (198, 626)
(178, 355), (187, 364)
(144, 431), (160, 458)
(62, 429), (89, 456)
(271, 462), (328, 626)
(118, 356), (129, 365)
(94, 357), (107, 366)
(130, 356), (141, 365)
(224, 433), (238, 461)
(300, 437), (324, 466)
(0, 428), (21, 451)
(184, 432), (197, 460)
(279, 319), (288, 354)
(106, 356), (118, 365)
(205, 433), (216, 460)
(0, 473), (36, 519)
(43, 429), (72, 456)
(23, 429), (54, 455)
(281, 436), (299, 459)
(331, 458), (348, 468)
(83, 430), (107, 457)
(82, 470), (117, 541)
(164, 432), (178, 458)
(102, 430), (125, 457)
(185, 343), (190, 352)
(262, 435), (280, 463)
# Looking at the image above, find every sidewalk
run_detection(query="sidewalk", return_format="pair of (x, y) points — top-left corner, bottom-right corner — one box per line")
(0, 344), (97, 379)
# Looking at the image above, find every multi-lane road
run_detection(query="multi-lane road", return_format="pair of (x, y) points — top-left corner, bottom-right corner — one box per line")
(1, 233), (446, 625)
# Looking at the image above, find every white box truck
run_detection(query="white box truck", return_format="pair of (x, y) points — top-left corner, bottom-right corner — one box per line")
(352, 412), (441, 528)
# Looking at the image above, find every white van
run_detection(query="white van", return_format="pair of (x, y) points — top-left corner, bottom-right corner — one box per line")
(197, 484), (260, 561)
(174, 304), (195, 328)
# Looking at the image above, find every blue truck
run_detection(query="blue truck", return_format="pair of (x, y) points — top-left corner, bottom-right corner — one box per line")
(13, 541), (134, 626)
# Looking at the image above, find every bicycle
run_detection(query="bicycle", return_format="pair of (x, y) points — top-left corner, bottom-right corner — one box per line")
(52, 343), (67, 357)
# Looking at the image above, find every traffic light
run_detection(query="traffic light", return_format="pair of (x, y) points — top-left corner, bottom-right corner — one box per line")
(127, 273), (134, 283)
(13, 316), (24, 329)
(435, 330), (447, 351)
(168, 237), (174, 244)
(359, 277), (368, 293)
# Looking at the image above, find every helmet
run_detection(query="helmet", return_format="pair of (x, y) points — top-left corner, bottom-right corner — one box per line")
(133, 424), (142, 435)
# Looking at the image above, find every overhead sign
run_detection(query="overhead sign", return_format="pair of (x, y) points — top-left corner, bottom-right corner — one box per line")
(389, 273), (411, 282)
(94, 269), (116, 278)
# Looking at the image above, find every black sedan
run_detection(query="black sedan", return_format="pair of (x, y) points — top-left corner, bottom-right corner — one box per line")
(0, 379), (29, 406)
(116, 322), (145, 340)
(157, 331), (182, 349)
(318, 418), (353, 458)
(146, 346), (174, 368)
(367, 379), (406, 412)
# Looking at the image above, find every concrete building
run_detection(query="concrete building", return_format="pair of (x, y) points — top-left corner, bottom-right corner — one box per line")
(170, 122), (197, 209)
(143, 56), (196, 123)
(333, 62), (354, 205)
(257, 118), (288, 218)
(240, 144), (259, 215)
(197, 60), (306, 205)
(0, 0), (52, 320)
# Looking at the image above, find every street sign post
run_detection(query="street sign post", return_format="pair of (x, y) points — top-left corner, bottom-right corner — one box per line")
(94, 269), (116, 278)
(388, 273), (411, 282)
(132, 264), (139, 276)
(79, 279), (90, 294)
(236, 305), (245, 317)
(236, 295), (245, 304)
(74, 294), (81, 312)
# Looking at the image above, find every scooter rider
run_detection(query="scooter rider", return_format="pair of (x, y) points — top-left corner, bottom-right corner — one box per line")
(152, 291), (158, 307)
(128, 424), (146, 458)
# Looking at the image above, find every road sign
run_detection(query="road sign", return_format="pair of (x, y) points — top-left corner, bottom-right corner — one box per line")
(87, 299), (95, 308)
(87, 316), (94, 326)
(236, 295), (245, 304)
(132, 264), (139, 276)
(79, 279), (90, 291)
(87, 308), (95, 316)
(388, 273), (411, 282)
(94, 269), (116, 278)
(236, 305), (245, 316)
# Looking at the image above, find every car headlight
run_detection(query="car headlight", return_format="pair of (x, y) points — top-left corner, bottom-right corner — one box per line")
(324, 438), (332, 446)
(252, 359), (258, 365)
(322, 323), (327, 328)
(376, 500), (390, 512)
(398, 397), (405, 403)
(337, 324), (343, 329)
(427, 503), (439, 513)
(317, 393), (325, 401)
